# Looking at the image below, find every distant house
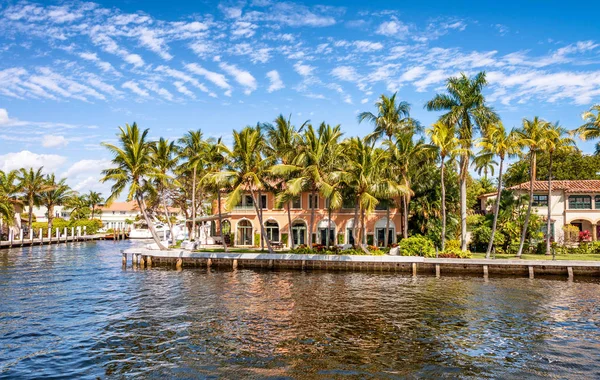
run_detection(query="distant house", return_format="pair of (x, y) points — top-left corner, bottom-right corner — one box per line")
(99, 201), (183, 229)
(22, 205), (72, 222)
(212, 191), (401, 247)
(479, 180), (600, 242)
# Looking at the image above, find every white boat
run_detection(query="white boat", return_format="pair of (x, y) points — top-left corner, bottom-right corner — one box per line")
(129, 223), (169, 239)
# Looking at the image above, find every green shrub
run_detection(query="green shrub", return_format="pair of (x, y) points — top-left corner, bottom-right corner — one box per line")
(281, 233), (289, 245)
(254, 232), (260, 247)
(439, 247), (472, 258)
(398, 235), (435, 257)
(446, 239), (460, 250)
(337, 233), (344, 244)
(466, 214), (485, 230)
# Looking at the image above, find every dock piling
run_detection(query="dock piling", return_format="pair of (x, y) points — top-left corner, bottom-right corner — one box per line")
(568, 266), (574, 279)
(529, 266), (534, 279)
(483, 265), (489, 277)
(412, 262), (417, 277)
(232, 259), (238, 269)
(435, 264), (440, 278)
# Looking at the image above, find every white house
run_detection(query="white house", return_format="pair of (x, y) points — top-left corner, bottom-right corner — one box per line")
(479, 180), (600, 242)
(22, 205), (72, 222)
(99, 201), (184, 229)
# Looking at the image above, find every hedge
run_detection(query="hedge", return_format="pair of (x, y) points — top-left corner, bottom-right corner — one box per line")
(31, 218), (103, 236)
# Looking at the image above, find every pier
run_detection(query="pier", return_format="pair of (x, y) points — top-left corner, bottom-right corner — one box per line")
(0, 226), (106, 249)
(122, 249), (600, 278)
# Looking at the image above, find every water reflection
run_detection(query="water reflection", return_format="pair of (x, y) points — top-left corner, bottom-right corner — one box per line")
(1, 241), (599, 378)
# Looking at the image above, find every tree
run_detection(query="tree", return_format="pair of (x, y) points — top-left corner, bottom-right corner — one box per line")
(543, 123), (575, 255)
(213, 126), (275, 253)
(426, 120), (458, 251)
(514, 117), (551, 258)
(426, 72), (499, 251)
(150, 137), (179, 245)
(101, 123), (166, 249)
(17, 167), (49, 229)
(472, 153), (497, 180)
(67, 195), (91, 220)
(178, 129), (208, 241)
(477, 124), (522, 258)
(574, 104), (600, 154)
(0, 170), (21, 230)
(40, 174), (74, 230)
(87, 191), (104, 220)
(358, 93), (418, 144)
(201, 137), (229, 252)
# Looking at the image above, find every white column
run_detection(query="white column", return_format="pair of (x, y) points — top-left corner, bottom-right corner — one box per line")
(71, 227), (75, 239)
(29, 229), (33, 241)
(39, 228), (43, 242)
(19, 229), (23, 241)
(77, 226), (81, 237)
(83, 226), (87, 236)
(9, 229), (13, 244)
(63, 227), (67, 241)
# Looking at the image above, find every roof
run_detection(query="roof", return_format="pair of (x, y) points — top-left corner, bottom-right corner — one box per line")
(508, 180), (600, 193)
(100, 201), (139, 212)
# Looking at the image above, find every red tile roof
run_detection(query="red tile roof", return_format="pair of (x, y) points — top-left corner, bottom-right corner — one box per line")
(509, 180), (600, 193)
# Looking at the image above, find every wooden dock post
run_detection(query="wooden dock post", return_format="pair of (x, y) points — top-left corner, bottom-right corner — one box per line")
(71, 227), (75, 241)
(40, 228), (43, 244)
(29, 229), (33, 244)
(146, 255), (152, 267)
(529, 266), (534, 279)
(412, 262), (417, 277)
(483, 265), (489, 277)
(301, 259), (306, 270)
(567, 266), (574, 280)
(122, 252), (127, 266)
(206, 258), (212, 267)
(48, 228), (52, 244)
(19, 229), (23, 246)
(9, 230), (13, 247)
(83, 226), (87, 237)
(55, 228), (59, 242)
(268, 259), (274, 269)
(63, 227), (67, 242)
(176, 257), (183, 270)
(232, 259), (238, 269)
(140, 255), (146, 268)
(435, 264), (441, 278)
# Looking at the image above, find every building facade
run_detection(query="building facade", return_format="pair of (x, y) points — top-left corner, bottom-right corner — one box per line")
(479, 180), (600, 242)
(215, 191), (402, 248)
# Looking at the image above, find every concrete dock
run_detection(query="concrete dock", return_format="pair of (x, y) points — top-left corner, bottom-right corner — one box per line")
(0, 234), (105, 249)
(122, 248), (600, 278)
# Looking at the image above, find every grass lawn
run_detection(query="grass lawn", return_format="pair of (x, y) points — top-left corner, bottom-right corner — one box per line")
(471, 253), (600, 261)
(193, 248), (291, 254)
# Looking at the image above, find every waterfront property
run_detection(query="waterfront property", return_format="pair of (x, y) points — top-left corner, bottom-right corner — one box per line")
(213, 191), (401, 248)
(479, 180), (600, 242)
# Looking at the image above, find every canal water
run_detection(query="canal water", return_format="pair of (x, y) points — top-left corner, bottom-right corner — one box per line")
(1, 241), (599, 379)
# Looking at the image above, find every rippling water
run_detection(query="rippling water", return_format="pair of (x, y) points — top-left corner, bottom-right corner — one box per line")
(1, 241), (599, 379)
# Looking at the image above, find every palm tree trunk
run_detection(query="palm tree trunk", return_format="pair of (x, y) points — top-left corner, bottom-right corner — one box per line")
(546, 153), (553, 255)
(28, 197), (33, 229)
(440, 155), (447, 252)
(385, 205), (390, 248)
(327, 203), (332, 247)
(217, 190), (228, 252)
(359, 207), (369, 254)
(160, 190), (175, 247)
(258, 190), (265, 251)
(191, 166), (197, 241)
(287, 201), (293, 249)
(517, 152), (536, 257)
(486, 157), (504, 258)
(309, 190), (315, 248)
(250, 189), (273, 253)
(460, 153), (468, 251)
(136, 193), (167, 250)
(353, 197), (359, 247)
(48, 204), (54, 231)
(402, 195), (409, 239)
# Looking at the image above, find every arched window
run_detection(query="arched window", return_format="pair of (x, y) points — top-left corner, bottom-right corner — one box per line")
(317, 219), (336, 246)
(236, 220), (253, 246)
(374, 218), (396, 247)
(265, 220), (280, 242)
(292, 220), (307, 246)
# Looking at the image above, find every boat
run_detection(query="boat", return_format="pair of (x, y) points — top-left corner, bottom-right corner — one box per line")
(129, 223), (169, 239)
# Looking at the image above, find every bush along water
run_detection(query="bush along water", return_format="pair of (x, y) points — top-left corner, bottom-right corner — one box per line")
(290, 244), (385, 256)
(31, 218), (104, 236)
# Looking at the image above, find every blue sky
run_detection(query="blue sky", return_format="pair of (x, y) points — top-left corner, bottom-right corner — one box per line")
(1, 0), (599, 196)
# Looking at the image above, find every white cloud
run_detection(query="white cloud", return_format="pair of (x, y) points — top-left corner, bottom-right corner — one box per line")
(0, 150), (66, 172)
(122, 81), (149, 97)
(42, 135), (68, 147)
(124, 53), (144, 67)
(137, 27), (173, 60)
(62, 159), (111, 178)
(294, 62), (315, 77)
(266, 70), (284, 92)
(0, 109), (9, 125)
(218, 62), (257, 94)
(354, 41), (383, 52)
(376, 19), (410, 37)
(185, 63), (231, 90)
(173, 81), (195, 98)
(331, 66), (359, 81)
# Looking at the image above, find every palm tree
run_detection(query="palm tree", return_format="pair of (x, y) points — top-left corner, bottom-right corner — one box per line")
(426, 72), (499, 251)
(358, 93), (418, 144)
(67, 194), (90, 220)
(472, 153), (497, 181)
(87, 191), (104, 220)
(17, 167), (49, 229)
(265, 114), (307, 248)
(201, 137), (229, 252)
(178, 129), (208, 241)
(544, 123), (575, 255)
(574, 104), (600, 154)
(514, 116), (551, 257)
(0, 170), (21, 231)
(384, 131), (431, 239)
(426, 120), (458, 251)
(150, 137), (180, 245)
(477, 124), (522, 258)
(101, 123), (166, 249)
(213, 126), (275, 252)
(40, 174), (74, 230)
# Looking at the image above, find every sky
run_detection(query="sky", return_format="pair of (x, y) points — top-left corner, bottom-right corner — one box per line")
(0, 0), (599, 197)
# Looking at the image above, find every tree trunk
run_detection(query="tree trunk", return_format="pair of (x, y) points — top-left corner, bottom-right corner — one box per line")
(359, 207), (369, 254)
(486, 157), (504, 258)
(136, 193), (167, 250)
(517, 152), (536, 257)
(191, 166), (197, 241)
(287, 201), (293, 249)
(353, 197), (359, 248)
(47, 204), (54, 231)
(308, 190), (315, 248)
(258, 190), (265, 251)
(546, 153), (553, 255)
(402, 195), (409, 239)
(28, 197), (33, 229)
(384, 205), (390, 248)
(327, 202), (333, 247)
(160, 189), (175, 247)
(250, 189), (273, 253)
(217, 190), (228, 253)
(460, 153), (468, 251)
(440, 155), (447, 252)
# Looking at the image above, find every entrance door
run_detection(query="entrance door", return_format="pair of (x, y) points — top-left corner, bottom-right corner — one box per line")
(292, 226), (306, 246)
(375, 228), (394, 246)
(319, 228), (335, 245)
(346, 228), (354, 245)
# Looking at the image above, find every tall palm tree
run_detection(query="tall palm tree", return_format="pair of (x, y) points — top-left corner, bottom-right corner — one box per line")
(574, 104), (600, 154)
(178, 129), (207, 241)
(0, 170), (21, 230)
(87, 191), (104, 220)
(201, 137), (229, 252)
(213, 126), (275, 253)
(67, 194), (91, 220)
(514, 116), (551, 257)
(472, 153), (497, 180)
(544, 123), (575, 255)
(426, 120), (458, 251)
(426, 72), (499, 251)
(265, 114), (307, 248)
(150, 137), (180, 245)
(477, 124), (522, 258)
(358, 93), (418, 144)
(101, 123), (166, 249)
(384, 131), (431, 239)
(17, 167), (49, 229)
(40, 174), (74, 230)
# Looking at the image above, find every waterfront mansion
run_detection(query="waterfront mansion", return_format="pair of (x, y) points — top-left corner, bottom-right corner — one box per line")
(479, 180), (600, 243)
(214, 191), (401, 248)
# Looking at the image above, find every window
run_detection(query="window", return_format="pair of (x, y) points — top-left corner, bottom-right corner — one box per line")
(309, 194), (319, 209)
(532, 194), (548, 207)
(260, 195), (267, 209)
(120, 211), (126, 215)
(291, 197), (302, 209)
(595, 195), (600, 209)
(325, 197), (330, 209)
(569, 195), (591, 209)
(236, 220), (253, 245)
(244, 195), (254, 207)
(265, 220), (279, 242)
